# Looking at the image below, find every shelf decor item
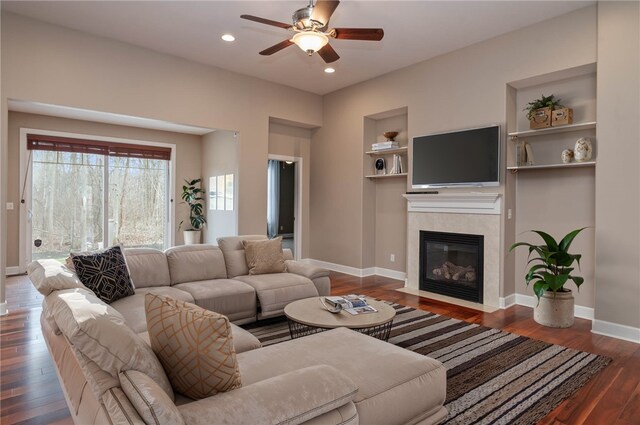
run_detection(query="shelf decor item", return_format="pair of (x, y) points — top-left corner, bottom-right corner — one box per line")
(510, 227), (587, 328)
(383, 131), (398, 141)
(374, 158), (386, 175)
(524, 94), (563, 130)
(552, 108), (573, 127)
(573, 137), (593, 162)
(561, 149), (574, 164)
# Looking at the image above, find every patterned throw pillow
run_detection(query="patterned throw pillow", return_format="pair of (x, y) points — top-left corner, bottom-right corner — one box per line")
(71, 245), (135, 304)
(145, 293), (242, 400)
(242, 236), (287, 275)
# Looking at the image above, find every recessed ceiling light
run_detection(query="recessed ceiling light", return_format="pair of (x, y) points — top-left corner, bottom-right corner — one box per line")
(324, 67), (335, 74)
(221, 34), (235, 42)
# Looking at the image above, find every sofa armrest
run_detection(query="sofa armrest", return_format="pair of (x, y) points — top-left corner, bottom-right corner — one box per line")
(177, 365), (358, 425)
(285, 260), (329, 281)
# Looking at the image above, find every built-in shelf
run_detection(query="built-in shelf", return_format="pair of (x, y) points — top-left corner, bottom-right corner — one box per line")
(365, 146), (408, 156)
(508, 122), (596, 138)
(507, 161), (596, 171)
(365, 173), (408, 179)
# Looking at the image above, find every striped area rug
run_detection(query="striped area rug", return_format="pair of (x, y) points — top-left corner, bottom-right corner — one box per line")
(244, 303), (610, 425)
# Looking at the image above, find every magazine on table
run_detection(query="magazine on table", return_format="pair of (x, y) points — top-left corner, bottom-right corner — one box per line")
(324, 295), (378, 315)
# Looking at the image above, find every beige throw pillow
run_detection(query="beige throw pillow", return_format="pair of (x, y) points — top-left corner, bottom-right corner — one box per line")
(242, 237), (286, 275)
(145, 294), (242, 400)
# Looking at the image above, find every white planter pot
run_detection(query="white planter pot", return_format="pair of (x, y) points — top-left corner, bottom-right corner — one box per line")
(534, 289), (575, 328)
(183, 230), (202, 245)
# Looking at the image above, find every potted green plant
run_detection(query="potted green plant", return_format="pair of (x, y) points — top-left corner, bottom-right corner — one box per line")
(509, 227), (586, 328)
(179, 178), (207, 245)
(524, 94), (563, 129)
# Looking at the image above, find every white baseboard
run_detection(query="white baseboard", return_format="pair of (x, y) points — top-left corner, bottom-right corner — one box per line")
(499, 294), (516, 309)
(0, 302), (7, 316)
(512, 293), (594, 320)
(6, 266), (22, 276)
(592, 319), (640, 344)
(302, 259), (406, 280)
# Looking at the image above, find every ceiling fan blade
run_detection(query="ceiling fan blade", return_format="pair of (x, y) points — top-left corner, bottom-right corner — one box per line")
(241, 14), (292, 30)
(317, 43), (340, 63)
(259, 39), (295, 56)
(312, 0), (340, 28)
(331, 28), (384, 41)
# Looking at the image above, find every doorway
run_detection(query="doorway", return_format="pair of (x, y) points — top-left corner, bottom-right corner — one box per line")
(267, 155), (302, 259)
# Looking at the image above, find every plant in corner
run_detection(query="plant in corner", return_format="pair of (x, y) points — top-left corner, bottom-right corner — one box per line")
(509, 227), (587, 328)
(179, 178), (207, 245)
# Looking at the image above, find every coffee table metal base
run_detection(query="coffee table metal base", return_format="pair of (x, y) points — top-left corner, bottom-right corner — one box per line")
(287, 318), (393, 341)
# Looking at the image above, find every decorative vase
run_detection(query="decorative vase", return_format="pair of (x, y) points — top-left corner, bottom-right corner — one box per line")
(383, 131), (398, 141)
(534, 289), (574, 328)
(183, 230), (202, 245)
(573, 138), (592, 162)
(561, 149), (574, 164)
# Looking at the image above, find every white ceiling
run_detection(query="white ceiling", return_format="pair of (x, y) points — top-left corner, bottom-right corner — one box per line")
(2, 1), (593, 96)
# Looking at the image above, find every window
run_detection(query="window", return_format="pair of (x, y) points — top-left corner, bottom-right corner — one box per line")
(209, 174), (234, 211)
(27, 133), (172, 260)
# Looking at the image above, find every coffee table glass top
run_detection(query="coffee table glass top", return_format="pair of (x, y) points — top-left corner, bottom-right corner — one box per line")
(284, 297), (396, 330)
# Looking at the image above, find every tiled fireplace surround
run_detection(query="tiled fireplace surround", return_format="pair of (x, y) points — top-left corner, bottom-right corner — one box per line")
(403, 193), (502, 308)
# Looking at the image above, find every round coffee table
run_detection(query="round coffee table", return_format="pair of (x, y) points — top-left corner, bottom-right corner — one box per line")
(284, 297), (396, 341)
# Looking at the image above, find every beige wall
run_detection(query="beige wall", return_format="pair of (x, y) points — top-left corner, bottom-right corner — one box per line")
(1, 12), (322, 241)
(311, 5), (597, 288)
(202, 130), (239, 244)
(6, 111), (203, 267)
(594, 1), (640, 330)
(268, 122), (312, 259)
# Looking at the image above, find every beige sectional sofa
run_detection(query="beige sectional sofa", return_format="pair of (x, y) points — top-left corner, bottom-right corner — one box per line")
(28, 236), (448, 425)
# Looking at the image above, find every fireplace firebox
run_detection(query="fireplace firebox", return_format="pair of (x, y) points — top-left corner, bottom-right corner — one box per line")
(419, 231), (483, 303)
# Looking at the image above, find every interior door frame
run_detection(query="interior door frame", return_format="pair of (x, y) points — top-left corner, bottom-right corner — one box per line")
(19, 128), (176, 272)
(267, 154), (303, 260)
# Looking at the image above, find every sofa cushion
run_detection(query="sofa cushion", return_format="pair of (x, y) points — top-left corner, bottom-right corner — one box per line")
(145, 294), (242, 399)
(233, 273), (318, 318)
(217, 235), (267, 278)
(165, 245), (227, 284)
(71, 245), (135, 304)
(120, 370), (185, 425)
(27, 259), (86, 296)
(111, 287), (195, 333)
(242, 237), (287, 275)
(124, 248), (171, 288)
(138, 322), (261, 354)
(48, 288), (174, 401)
(173, 279), (256, 323)
(237, 327), (447, 425)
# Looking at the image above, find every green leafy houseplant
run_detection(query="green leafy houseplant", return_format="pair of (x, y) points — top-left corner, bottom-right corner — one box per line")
(523, 94), (563, 120)
(180, 178), (207, 231)
(509, 228), (586, 302)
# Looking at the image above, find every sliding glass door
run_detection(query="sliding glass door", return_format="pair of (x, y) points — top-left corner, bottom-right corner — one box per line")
(28, 134), (171, 262)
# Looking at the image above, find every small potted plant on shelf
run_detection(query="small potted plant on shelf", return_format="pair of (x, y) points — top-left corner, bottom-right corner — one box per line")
(524, 94), (565, 129)
(509, 227), (587, 328)
(179, 178), (207, 245)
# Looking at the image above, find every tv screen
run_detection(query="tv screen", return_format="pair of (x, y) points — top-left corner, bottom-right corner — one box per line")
(411, 125), (500, 189)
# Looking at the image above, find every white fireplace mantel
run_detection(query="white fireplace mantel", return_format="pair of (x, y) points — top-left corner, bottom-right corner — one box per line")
(403, 193), (502, 215)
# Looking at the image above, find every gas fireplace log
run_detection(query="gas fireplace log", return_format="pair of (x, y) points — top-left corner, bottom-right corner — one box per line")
(432, 261), (475, 282)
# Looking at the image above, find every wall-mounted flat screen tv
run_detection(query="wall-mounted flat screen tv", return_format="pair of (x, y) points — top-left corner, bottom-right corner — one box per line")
(411, 125), (500, 189)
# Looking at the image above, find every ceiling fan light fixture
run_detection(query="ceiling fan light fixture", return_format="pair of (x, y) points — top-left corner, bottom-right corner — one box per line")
(292, 31), (329, 54)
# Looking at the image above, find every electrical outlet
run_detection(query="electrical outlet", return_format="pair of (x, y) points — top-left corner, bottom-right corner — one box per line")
(390, 254), (395, 262)
(508, 208), (513, 220)
(6, 202), (14, 210)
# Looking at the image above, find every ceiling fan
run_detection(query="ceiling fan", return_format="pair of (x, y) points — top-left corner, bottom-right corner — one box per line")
(240, 0), (384, 63)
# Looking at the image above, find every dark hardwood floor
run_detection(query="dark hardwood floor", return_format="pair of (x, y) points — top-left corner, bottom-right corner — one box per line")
(1, 272), (639, 424)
